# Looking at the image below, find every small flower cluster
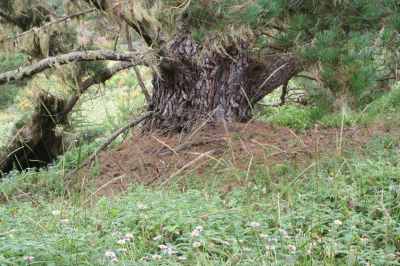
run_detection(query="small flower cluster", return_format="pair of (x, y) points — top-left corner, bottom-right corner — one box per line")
(24, 256), (34, 263)
(105, 250), (118, 263)
(159, 243), (177, 256)
(334, 219), (343, 226)
(191, 225), (204, 238)
(117, 233), (134, 245)
(248, 221), (261, 229)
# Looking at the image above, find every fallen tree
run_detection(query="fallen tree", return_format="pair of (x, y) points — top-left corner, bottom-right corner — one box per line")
(0, 62), (137, 177)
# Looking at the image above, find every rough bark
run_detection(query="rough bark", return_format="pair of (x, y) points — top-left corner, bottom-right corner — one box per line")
(146, 35), (301, 131)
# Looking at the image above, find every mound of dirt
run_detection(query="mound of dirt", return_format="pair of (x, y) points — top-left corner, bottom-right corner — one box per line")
(82, 121), (391, 196)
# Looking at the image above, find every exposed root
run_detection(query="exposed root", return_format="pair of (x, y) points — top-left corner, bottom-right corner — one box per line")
(0, 93), (67, 177)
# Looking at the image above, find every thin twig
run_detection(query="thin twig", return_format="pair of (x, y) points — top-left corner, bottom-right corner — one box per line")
(160, 150), (214, 186)
(64, 112), (153, 182)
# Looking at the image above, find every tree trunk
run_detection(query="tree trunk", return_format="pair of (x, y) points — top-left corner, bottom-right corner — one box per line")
(146, 35), (300, 131)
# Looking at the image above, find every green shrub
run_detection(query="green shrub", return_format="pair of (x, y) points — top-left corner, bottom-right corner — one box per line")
(259, 105), (324, 131)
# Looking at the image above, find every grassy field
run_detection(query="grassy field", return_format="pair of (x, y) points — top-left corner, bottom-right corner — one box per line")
(1, 78), (400, 265)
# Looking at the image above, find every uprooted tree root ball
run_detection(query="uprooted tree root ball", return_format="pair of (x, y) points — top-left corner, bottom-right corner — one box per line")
(0, 93), (67, 177)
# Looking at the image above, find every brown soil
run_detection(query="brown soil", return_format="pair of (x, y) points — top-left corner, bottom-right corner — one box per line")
(83, 121), (392, 197)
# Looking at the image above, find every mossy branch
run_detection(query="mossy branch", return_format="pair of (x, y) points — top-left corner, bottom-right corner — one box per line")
(0, 49), (155, 86)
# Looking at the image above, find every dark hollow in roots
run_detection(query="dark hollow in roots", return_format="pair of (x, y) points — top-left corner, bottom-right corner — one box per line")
(0, 93), (67, 177)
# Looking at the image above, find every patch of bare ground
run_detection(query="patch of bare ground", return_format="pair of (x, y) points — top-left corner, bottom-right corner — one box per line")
(80, 121), (396, 197)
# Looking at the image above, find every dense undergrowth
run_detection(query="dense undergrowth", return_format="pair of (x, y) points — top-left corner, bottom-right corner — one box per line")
(0, 131), (399, 265)
(1, 82), (400, 265)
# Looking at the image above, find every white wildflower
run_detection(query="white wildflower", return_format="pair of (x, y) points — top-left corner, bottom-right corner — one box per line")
(195, 225), (203, 232)
(279, 228), (289, 238)
(249, 221), (261, 228)
(191, 225), (204, 237)
(159, 244), (168, 250)
(221, 240), (230, 246)
(60, 219), (69, 224)
(288, 244), (297, 253)
(117, 239), (128, 245)
(159, 243), (176, 256)
(24, 256), (34, 263)
(152, 254), (162, 260)
(105, 250), (117, 262)
(334, 219), (343, 226)
(51, 210), (61, 216)
(192, 241), (202, 248)
(117, 232), (134, 244)
(306, 248), (312, 255)
(124, 233), (134, 241)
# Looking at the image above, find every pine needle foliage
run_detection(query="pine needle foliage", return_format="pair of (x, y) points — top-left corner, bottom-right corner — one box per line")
(0, 0), (399, 109)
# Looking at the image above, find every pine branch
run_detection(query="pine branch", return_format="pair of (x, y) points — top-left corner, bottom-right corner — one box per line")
(0, 49), (155, 86)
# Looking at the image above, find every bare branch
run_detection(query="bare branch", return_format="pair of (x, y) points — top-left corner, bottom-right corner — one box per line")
(133, 66), (151, 102)
(0, 49), (155, 86)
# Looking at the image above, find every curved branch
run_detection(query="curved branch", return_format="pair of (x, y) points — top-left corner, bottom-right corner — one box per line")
(61, 62), (135, 117)
(0, 49), (154, 86)
(249, 55), (302, 104)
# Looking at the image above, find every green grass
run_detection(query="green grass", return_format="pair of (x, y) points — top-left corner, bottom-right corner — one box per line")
(0, 132), (400, 265)
(1, 75), (400, 265)
(258, 82), (400, 131)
